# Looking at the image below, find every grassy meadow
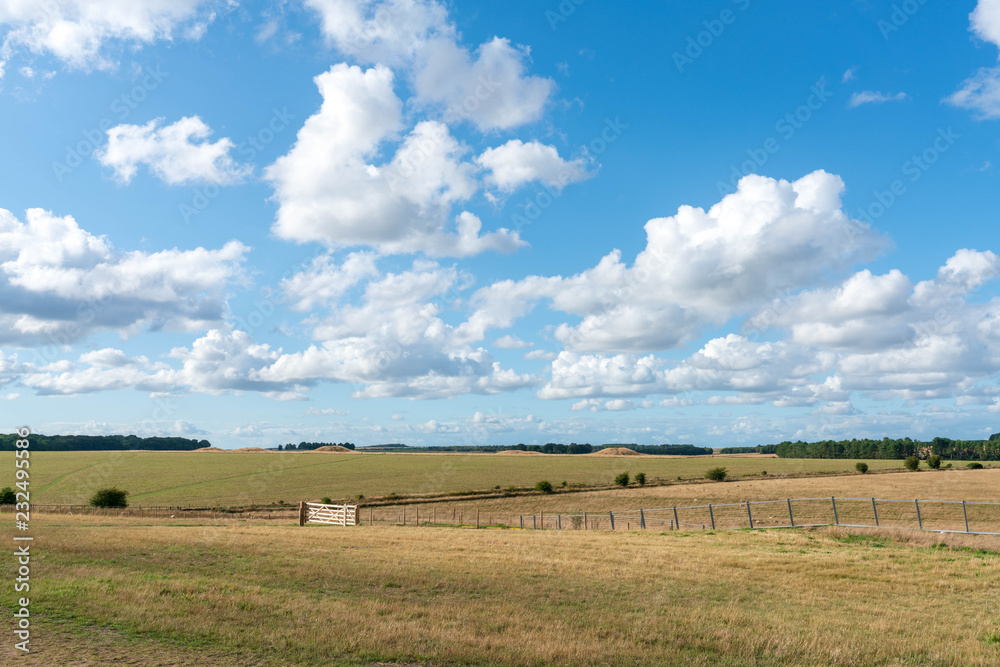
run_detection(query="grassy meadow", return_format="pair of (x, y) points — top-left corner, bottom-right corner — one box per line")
(7, 449), (933, 507)
(3, 514), (999, 666)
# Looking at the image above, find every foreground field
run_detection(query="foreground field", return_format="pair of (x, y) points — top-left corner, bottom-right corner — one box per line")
(3, 515), (999, 666)
(9, 450), (923, 506)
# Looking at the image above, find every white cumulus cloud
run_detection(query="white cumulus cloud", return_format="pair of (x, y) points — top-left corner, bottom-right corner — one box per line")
(97, 116), (252, 186)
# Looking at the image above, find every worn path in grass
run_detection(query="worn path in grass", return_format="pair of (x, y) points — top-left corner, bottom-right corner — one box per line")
(5, 450), (913, 506)
(3, 514), (999, 666)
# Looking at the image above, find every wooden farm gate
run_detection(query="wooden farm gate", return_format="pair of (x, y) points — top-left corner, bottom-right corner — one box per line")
(299, 501), (358, 526)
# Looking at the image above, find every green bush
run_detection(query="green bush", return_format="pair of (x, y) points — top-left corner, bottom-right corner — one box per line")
(0, 487), (15, 504)
(321, 496), (332, 504)
(705, 467), (728, 482)
(89, 487), (128, 508)
(634, 472), (646, 486)
(904, 456), (920, 471)
(613, 472), (630, 487)
(968, 462), (984, 469)
(855, 462), (869, 474)
(927, 454), (942, 469)
(535, 480), (554, 494)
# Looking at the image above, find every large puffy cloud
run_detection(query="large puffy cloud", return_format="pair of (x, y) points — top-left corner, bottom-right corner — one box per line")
(0, 0), (216, 70)
(304, 0), (553, 131)
(538, 335), (835, 402)
(746, 249), (1000, 401)
(265, 63), (528, 256)
(0, 207), (248, 346)
(96, 116), (252, 186)
(460, 171), (888, 353)
(413, 36), (553, 131)
(477, 139), (592, 191)
(948, 1), (1000, 119)
(304, 0), (452, 68)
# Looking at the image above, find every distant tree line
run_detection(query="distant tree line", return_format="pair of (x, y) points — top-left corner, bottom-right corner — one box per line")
(774, 434), (1000, 460)
(0, 434), (210, 451)
(278, 442), (356, 450)
(719, 445), (779, 454)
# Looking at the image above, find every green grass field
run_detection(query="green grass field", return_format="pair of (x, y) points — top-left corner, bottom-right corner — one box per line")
(8, 451), (919, 506)
(3, 515), (999, 666)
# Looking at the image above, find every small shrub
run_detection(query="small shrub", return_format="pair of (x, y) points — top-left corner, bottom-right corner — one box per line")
(761, 470), (767, 476)
(0, 487), (15, 504)
(904, 456), (920, 471)
(535, 480), (554, 494)
(634, 472), (646, 486)
(944, 463), (952, 469)
(968, 462), (984, 470)
(561, 480), (567, 487)
(570, 514), (583, 529)
(614, 472), (630, 487)
(321, 496), (332, 504)
(90, 487), (128, 508)
(705, 467), (728, 482)
(855, 462), (869, 474)
(927, 454), (942, 469)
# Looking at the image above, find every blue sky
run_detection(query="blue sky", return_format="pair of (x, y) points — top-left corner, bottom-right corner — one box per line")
(1, 0), (999, 448)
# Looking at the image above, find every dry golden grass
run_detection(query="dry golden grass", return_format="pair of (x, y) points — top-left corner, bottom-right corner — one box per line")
(5, 514), (1000, 666)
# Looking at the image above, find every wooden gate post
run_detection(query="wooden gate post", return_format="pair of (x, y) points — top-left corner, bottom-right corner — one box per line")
(298, 501), (306, 526)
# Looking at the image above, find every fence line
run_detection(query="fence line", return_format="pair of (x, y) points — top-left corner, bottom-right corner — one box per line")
(519, 497), (1000, 536)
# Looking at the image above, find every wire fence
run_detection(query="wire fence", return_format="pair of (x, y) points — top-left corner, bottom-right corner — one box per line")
(14, 497), (1000, 536)
(520, 497), (1000, 535)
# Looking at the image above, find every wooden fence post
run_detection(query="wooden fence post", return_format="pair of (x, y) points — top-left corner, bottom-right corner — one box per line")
(640, 509), (646, 530)
(583, 512), (588, 530)
(746, 501), (754, 529)
(609, 511), (615, 531)
(708, 504), (715, 530)
(673, 506), (679, 530)
(298, 501), (306, 526)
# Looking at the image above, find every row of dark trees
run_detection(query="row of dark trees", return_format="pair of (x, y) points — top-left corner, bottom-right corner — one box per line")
(277, 442), (356, 451)
(0, 434), (209, 451)
(719, 445), (780, 454)
(774, 434), (1000, 460)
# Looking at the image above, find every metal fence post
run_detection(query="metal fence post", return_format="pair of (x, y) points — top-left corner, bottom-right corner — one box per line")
(558, 514), (562, 530)
(871, 498), (879, 527)
(963, 501), (970, 533)
(533, 515), (536, 530)
(520, 515), (523, 529)
(639, 509), (646, 529)
(746, 501), (754, 529)
(787, 499), (794, 528)
(673, 506), (679, 530)
(610, 512), (615, 531)
(831, 497), (839, 526)
(914, 500), (922, 530)
(708, 504), (715, 530)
